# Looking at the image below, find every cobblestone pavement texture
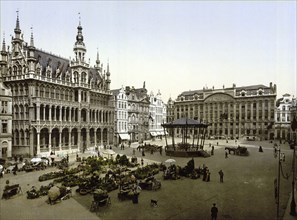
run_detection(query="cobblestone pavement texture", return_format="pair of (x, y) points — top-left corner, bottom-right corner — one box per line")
(0, 138), (296, 220)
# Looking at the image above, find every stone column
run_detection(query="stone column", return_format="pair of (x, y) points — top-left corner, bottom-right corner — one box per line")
(59, 130), (62, 151)
(227, 103), (231, 137)
(29, 128), (34, 157)
(86, 130), (90, 149)
(101, 129), (103, 146)
(68, 130), (71, 150)
(42, 106), (46, 121)
(77, 130), (81, 152)
(49, 131), (52, 153)
(250, 102), (253, 121)
(69, 107), (72, 122)
(49, 106), (52, 121)
(94, 131), (97, 149)
(238, 103), (242, 137)
(60, 107), (62, 121)
(233, 103), (236, 138)
(107, 129), (110, 145)
(37, 132), (40, 156)
(54, 106), (57, 121)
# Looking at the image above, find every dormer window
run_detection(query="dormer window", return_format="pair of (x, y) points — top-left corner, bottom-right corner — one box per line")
(258, 89), (264, 95)
(240, 90), (246, 97)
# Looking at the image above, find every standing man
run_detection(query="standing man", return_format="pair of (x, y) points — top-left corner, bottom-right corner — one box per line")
(225, 149), (228, 159)
(211, 203), (218, 220)
(218, 169), (224, 183)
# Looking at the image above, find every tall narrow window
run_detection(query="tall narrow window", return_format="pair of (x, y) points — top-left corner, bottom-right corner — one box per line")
(1, 101), (8, 113)
(2, 120), (8, 133)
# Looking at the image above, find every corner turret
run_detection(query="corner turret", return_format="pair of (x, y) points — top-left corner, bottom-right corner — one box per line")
(27, 28), (36, 73)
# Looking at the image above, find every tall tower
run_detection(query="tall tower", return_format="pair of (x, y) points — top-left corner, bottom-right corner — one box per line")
(12, 10), (23, 58)
(73, 16), (87, 63)
(0, 34), (8, 78)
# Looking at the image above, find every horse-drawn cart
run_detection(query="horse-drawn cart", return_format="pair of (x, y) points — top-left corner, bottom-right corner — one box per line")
(90, 189), (111, 212)
(139, 176), (161, 190)
(225, 146), (249, 156)
(2, 184), (22, 199)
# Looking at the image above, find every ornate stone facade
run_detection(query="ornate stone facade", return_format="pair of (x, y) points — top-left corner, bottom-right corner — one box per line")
(125, 83), (150, 143)
(0, 81), (12, 158)
(0, 14), (114, 157)
(275, 94), (296, 142)
(149, 90), (167, 138)
(170, 83), (277, 140)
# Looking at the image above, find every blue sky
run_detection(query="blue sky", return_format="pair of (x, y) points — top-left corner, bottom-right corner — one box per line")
(1, 1), (296, 101)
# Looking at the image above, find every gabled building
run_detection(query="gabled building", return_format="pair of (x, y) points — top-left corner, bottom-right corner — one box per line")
(149, 90), (167, 138)
(126, 82), (150, 143)
(0, 13), (114, 157)
(111, 86), (129, 145)
(275, 93), (296, 142)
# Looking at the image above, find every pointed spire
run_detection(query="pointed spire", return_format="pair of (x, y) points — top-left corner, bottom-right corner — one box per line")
(107, 59), (110, 72)
(75, 12), (85, 46)
(30, 27), (34, 47)
(78, 12), (81, 26)
(14, 9), (21, 34)
(96, 48), (100, 65)
(2, 32), (6, 52)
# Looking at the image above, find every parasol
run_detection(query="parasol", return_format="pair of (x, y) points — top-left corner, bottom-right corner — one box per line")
(164, 158), (176, 166)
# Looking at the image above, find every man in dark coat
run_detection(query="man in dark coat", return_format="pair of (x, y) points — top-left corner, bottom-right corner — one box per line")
(211, 203), (218, 220)
(218, 170), (224, 183)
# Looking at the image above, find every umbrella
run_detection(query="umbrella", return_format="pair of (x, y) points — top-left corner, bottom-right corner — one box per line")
(165, 159), (176, 164)
(164, 158), (176, 166)
(48, 186), (60, 201)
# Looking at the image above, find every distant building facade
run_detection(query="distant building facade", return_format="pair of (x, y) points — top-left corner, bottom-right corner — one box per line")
(171, 83), (277, 140)
(275, 94), (296, 142)
(126, 83), (150, 143)
(0, 14), (114, 157)
(111, 86), (129, 145)
(166, 97), (175, 124)
(149, 90), (167, 138)
(0, 81), (12, 158)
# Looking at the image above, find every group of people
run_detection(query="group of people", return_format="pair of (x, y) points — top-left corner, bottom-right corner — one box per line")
(201, 165), (224, 183)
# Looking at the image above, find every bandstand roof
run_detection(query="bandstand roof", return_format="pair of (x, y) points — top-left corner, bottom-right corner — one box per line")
(162, 117), (208, 128)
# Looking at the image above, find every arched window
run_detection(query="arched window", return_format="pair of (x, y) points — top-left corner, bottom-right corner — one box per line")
(81, 72), (86, 83)
(13, 66), (17, 75)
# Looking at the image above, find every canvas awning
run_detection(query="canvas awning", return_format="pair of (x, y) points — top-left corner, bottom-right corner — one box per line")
(119, 133), (130, 140)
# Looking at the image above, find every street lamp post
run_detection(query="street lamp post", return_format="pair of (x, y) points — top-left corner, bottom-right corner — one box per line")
(276, 149), (286, 220)
(290, 115), (297, 216)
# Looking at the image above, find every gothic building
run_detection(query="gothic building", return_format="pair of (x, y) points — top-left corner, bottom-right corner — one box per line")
(170, 83), (277, 141)
(0, 14), (114, 157)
